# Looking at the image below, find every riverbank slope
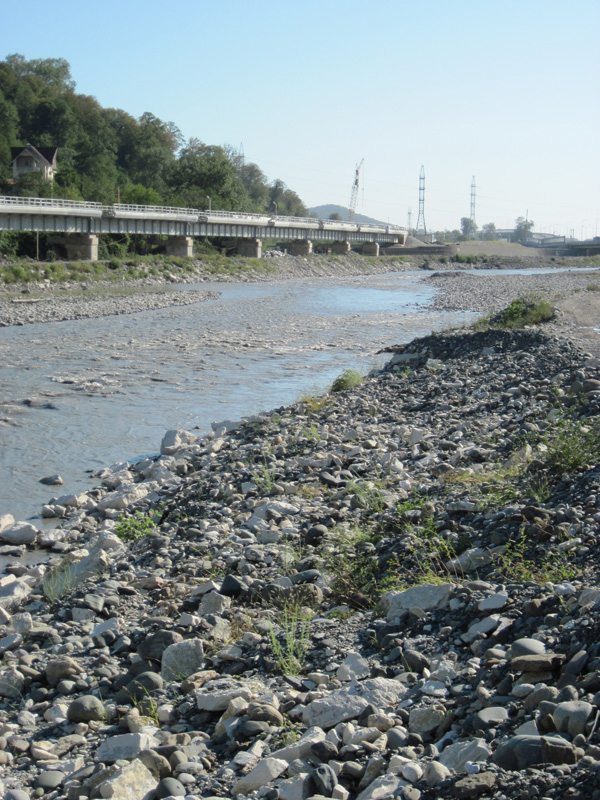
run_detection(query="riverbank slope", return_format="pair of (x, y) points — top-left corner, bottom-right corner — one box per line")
(1, 316), (600, 799)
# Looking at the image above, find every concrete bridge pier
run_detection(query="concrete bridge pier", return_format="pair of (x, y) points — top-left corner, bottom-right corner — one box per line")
(166, 236), (194, 258)
(237, 238), (262, 258)
(331, 240), (351, 255)
(361, 242), (379, 256)
(289, 239), (313, 256)
(65, 234), (99, 262)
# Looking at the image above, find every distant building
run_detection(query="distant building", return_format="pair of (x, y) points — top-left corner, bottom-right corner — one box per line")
(10, 145), (58, 182)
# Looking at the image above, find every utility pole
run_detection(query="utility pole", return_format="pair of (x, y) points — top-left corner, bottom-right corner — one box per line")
(407, 207), (412, 231)
(348, 159), (364, 222)
(470, 176), (476, 225)
(416, 166), (426, 235)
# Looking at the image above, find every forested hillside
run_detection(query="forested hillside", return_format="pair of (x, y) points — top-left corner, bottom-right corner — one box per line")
(0, 54), (307, 216)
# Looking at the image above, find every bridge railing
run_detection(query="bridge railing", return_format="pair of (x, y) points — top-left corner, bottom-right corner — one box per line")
(0, 195), (103, 210)
(111, 203), (201, 216)
(0, 196), (406, 233)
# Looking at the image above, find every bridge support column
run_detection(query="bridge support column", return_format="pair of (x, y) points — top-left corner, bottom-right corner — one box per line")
(331, 240), (351, 255)
(237, 238), (262, 258)
(166, 237), (194, 258)
(65, 234), (99, 262)
(361, 242), (379, 256)
(290, 239), (313, 256)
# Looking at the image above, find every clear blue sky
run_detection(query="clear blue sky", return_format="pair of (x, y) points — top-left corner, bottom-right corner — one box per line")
(2, 0), (599, 236)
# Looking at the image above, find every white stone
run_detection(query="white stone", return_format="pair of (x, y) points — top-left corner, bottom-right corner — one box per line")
(270, 727), (327, 763)
(200, 591), (231, 615)
(478, 592), (508, 612)
(0, 513), (15, 533)
(0, 667), (24, 698)
(400, 762), (423, 782)
(424, 761), (451, 786)
(43, 704), (68, 724)
(461, 614), (501, 643)
(302, 678), (406, 729)
(439, 738), (491, 773)
(336, 652), (370, 682)
(96, 733), (158, 763)
(232, 757), (288, 795)
(0, 578), (32, 612)
(97, 483), (154, 512)
(0, 521), (39, 545)
(196, 681), (254, 712)
(98, 758), (156, 799)
(382, 584), (452, 619)
(356, 774), (407, 800)
(161, 638), (205, 681)
(160, 429), (197, 455)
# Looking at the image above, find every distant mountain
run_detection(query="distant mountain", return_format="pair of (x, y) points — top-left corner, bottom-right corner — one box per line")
(308, 204), (386, 225)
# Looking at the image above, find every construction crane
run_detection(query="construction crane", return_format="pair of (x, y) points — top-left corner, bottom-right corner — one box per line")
(348, 159), (364, 222)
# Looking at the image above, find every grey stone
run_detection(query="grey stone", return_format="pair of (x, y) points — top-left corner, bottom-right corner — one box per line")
(553, 700), (592, 737)
(155, 776), (186, 798)
(474, 706), (508, 729)
(509, 638), (546, 658)
(67, 694), (105, 722)
(492, 734), (577, 770)
(409, 706), (446, 734)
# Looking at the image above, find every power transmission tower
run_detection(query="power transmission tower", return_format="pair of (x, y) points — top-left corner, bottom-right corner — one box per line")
(348, 159), (364, 221)
(415, 165), (426, 234)
(470, 176), (476, 225)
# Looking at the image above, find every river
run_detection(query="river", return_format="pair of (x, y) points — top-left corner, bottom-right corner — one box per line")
(0, 271), (476, 522)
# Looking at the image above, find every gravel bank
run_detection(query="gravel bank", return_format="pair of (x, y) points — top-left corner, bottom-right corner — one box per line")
(1, 322), (600, 799)
(0, 288), (219, 327)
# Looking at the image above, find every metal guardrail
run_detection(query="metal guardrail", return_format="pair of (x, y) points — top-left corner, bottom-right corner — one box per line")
(0, 195), (102, 210)
(0, 195), (406, 233)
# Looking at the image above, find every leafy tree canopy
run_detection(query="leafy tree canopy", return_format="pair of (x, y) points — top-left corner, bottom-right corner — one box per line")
(0, 54), (306, 216)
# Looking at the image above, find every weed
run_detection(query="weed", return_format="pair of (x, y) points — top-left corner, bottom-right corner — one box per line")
(252, 458), (277, 494)
(496, 529), (578, 583)
(345, 478), (387, 513)
(114, 510), (156, 542)
(268, 601), (312, 674)
(586, 282), (600, 292)
(544, 417), (600, 474)
(41, 555), (79, 604)
(474, 296), (554, 331)
(298, 390), (330, 413)
(330, 369), (363, 393)
(302, 423), (322, 442)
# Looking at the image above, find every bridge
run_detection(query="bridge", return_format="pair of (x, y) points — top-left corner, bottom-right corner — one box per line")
(0, 196), (407, 260)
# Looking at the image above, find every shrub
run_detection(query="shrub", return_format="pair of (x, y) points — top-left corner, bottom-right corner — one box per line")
(330, 368), (362, 393)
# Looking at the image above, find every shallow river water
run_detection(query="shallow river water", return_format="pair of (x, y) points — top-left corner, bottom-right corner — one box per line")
(0, 271), (475, 522)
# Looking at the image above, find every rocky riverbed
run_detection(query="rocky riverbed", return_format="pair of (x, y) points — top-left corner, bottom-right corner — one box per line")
(1, 250), (599, 330)
(1, 318), (600, 800)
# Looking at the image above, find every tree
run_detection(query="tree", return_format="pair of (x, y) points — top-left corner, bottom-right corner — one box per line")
(513, 217), (534, 243)
(460, 217), (477, 238)
(167, 139), (248, 210)
(481, 222), (496, 241)
(328, 212), (341, 220)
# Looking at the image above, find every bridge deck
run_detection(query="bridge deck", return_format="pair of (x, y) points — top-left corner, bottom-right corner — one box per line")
(0, 197), (405, 243)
